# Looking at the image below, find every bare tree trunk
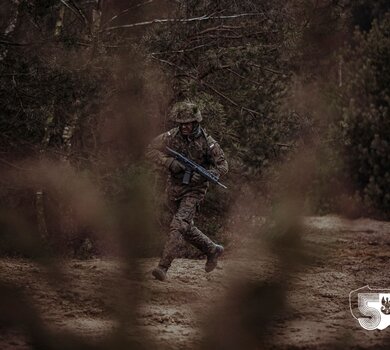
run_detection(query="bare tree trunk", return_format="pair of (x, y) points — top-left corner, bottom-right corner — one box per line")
(92, 0), (103, 34)
(35, 113), (55, 242)
(91, 0), (104, 57)
(0, 0), (21, 62)
(338, 56), (343, 87)
(61, 99), (80, 162)
(61, 100), (84, 253)
(36, 191), (49, 241)
(54, 5), (66, 37)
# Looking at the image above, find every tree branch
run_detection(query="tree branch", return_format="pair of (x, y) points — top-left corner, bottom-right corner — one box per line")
(191, 32), (268, 40)
(275, 143), (293, 148)
(249, 63), (283, 75)
(226, 68), (263, 86)
(0, 39), (29, 46)
(202, 81), (239, 107)
(189, 25), (243, 38)
(103, 13), (264, 32)
(150, 55), (265, 119)
(102, 0), (154, 28)
(0, 157), (32, 171)
(150, 43), (214, 55)
(60, 0), (88, 24)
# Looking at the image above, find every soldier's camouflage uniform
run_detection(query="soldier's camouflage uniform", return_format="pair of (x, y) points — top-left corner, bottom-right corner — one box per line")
(146, 126), (228, 270)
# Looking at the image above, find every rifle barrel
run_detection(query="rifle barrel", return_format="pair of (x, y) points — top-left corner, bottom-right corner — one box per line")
(166, 147), (227, 189)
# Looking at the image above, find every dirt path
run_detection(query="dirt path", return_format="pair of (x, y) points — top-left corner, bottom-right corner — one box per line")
(0, 216), (389, 349)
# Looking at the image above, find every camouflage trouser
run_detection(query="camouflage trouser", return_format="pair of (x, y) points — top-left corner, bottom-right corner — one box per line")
(158, 195), (216, 269)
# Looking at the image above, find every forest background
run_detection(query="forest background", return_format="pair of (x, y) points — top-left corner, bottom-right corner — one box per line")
(0, 0), (389, 257)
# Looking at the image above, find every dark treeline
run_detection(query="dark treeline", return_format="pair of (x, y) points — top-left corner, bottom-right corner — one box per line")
(0, 0), (389, 255)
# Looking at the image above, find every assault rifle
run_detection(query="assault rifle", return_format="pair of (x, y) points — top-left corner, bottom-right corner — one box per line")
(166, 147), (227, 189)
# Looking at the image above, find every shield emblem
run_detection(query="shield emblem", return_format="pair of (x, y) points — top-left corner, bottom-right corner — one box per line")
(349, 285), (390, 330)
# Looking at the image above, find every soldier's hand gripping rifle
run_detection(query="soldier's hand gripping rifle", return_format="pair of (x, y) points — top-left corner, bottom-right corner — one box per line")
(166, 147), (227, 189)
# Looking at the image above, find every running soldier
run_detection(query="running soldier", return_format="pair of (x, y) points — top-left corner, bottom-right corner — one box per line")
(146, 101), (228, 281)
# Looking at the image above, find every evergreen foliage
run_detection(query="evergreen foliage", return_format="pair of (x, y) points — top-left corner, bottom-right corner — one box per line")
(145, 0), (305, 176)
(337, 14), (390, 215)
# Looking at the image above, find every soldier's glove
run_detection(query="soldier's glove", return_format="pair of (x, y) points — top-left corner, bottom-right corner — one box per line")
(166, 158), (186, 174)
(191, 172), (206, 184)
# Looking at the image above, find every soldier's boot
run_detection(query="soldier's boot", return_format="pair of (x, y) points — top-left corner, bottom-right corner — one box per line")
(205, 244), (224, 273)
(152, 265), (168, 281)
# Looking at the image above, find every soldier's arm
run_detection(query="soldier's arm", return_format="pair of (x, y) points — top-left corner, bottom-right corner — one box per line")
(208, 139), (228, 178)
(145, 131), (174, 169)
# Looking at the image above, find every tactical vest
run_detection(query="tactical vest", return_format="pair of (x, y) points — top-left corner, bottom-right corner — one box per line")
(165, 127), (216, 168)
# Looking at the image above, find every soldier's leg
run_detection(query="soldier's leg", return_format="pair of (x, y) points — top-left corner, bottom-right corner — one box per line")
(186, 225), (215, 255)
(158, 230), (187, 270)
(181, 197), (224, 273)
(153, 196), (221, 280)
(186, 216), (224, 273)
(156, 199), (187, 270)
(174, 196), (216, 256)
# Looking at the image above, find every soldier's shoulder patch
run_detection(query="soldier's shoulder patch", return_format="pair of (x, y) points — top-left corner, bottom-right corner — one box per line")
(166, 127), (179, 137)
(206, 135), (218, 149)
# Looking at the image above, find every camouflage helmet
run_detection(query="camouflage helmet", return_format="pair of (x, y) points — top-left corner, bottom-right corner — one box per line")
(169, 101), (202, 123)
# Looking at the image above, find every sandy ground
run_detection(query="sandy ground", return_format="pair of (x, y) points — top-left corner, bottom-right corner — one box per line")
(0, 215), (389, 349)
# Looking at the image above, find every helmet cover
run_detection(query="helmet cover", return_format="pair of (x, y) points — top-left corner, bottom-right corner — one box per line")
(169, 101), (202, 123)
